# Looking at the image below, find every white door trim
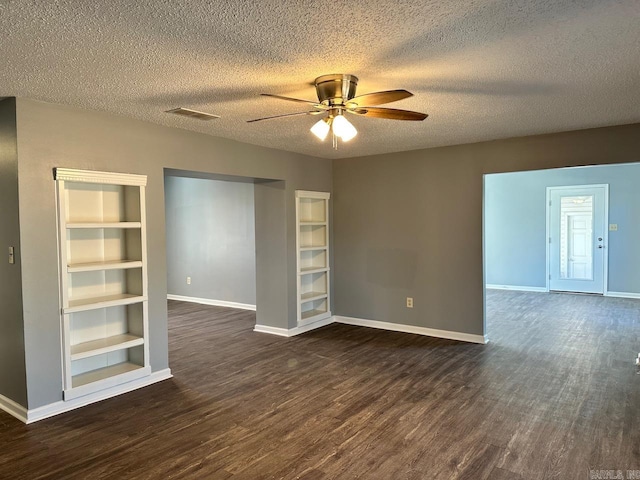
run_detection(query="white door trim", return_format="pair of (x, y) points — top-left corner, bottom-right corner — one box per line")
(545, 184), (609, 294)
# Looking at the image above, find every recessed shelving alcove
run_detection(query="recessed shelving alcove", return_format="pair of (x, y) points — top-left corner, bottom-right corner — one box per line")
(54, 168), (151, 400)
(295, 191), (331, 326)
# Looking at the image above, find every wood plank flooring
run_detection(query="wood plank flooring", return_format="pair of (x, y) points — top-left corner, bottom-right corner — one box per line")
(0, 290), (639, 479)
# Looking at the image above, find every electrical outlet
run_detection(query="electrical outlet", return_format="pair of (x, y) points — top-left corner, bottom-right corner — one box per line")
(186, 276), (191, 285)
(406, 297), (413, 308)
(609, 224), (618, 231)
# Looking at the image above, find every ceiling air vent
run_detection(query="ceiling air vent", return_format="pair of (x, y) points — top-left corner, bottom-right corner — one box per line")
(165, 107), (220, 121)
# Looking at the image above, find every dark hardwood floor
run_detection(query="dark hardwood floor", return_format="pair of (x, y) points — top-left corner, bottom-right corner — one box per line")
(1, 290), (639, 479)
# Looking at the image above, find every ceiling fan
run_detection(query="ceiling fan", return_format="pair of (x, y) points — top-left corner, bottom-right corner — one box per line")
(248, 74), (428, 148)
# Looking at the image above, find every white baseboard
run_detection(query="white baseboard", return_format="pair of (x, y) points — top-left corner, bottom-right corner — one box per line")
(0, 393), (28, 423)
(254, 316), (335, 337)
(255, 315), (487, 344)
(168, 294), (256, 311)
(17, 369), (173, 424)
(486, 284), (548, 293)
(334, 316), (488, 344)
(253, 324), (290, 336)
(605, 291), (640, 300)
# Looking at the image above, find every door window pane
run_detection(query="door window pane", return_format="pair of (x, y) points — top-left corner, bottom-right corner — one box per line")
(560, 195), (593, 280)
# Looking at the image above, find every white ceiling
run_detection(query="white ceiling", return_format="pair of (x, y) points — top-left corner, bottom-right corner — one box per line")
(1, 0), (638, 159)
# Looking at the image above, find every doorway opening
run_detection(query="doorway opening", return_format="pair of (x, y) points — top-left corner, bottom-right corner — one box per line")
(165, 173), (257, 310)
(163, 168), (287, 334)
(483, 161), (640, 342)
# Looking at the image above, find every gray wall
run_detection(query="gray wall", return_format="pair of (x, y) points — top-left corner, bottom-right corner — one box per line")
(332, 123), (640, 336)
(485, 163), (640, 292)
(15, 98), (332, 409)
(165, 175), (256, 305)
(0, 98), (27, 407)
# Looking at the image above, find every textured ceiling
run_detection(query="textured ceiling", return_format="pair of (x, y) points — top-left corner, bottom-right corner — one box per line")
(1, 0), (639, 159)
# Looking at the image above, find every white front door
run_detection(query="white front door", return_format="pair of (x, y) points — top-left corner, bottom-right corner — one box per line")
(548, 185), (607, 294)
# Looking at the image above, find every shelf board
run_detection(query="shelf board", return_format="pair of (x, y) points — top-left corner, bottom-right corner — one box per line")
(65, 294), (147, 314)
(301, 308), (328, 320)
(68, 260), (143, 273)
(300, 291), (328, 303)
(71, 362), (145, 388)
(64, 365), (151, 401)
(66, 222), (142, 229)
(299, 266), (328, 275)
(70, 334), (145, 361)
(297, 310), (332, 327)
(296, 191), (330, 200)
(299, 221), (327, 226)
(299, 246), (328, 252)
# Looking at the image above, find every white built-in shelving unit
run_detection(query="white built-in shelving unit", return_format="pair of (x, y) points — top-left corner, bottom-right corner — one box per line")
(296, 190), (331, 326)
(54, 168), (151, 400)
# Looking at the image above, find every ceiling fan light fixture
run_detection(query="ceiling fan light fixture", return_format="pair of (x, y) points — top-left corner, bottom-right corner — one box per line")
(310, 118), (331, 141)
(332, 114), (357, 142)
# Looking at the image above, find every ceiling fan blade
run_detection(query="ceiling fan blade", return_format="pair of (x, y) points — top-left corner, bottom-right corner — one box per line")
(347, 89), (413, 107)
(261, 93), (319, 106)
(348, 107), (428, 121)
(247, 111), (322, 123)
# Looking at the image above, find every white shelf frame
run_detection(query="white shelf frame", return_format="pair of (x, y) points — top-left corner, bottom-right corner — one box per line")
(55, 168), (151, 401)
(295, 190), (331, 326)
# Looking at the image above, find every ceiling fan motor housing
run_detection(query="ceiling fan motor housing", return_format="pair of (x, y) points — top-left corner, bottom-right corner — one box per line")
(315, 74), (358, 105)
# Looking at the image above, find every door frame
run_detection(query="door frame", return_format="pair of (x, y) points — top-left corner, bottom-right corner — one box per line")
(545, 184), (609, 294)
